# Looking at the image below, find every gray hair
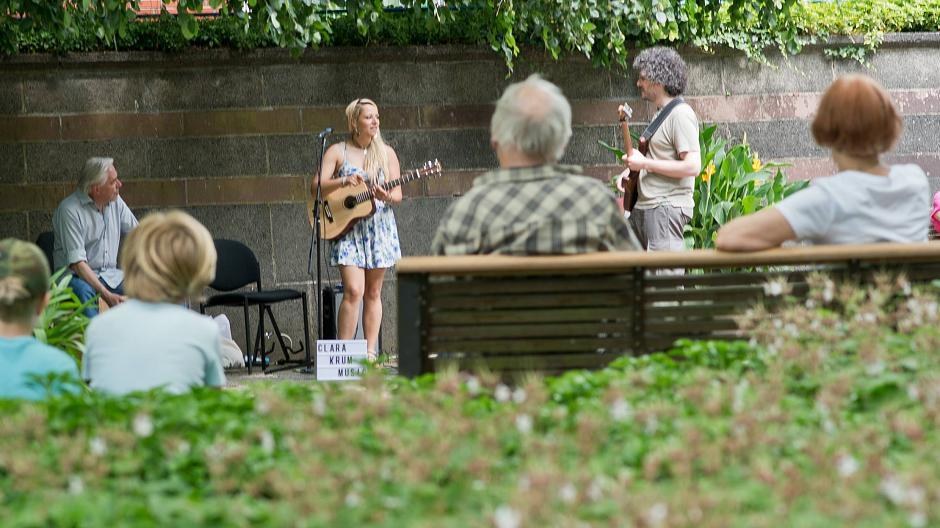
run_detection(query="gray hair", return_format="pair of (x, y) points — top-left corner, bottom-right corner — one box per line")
(79, 157), (114, 193)
(633, 47), (688, 97)
(490, 74), (572, 163)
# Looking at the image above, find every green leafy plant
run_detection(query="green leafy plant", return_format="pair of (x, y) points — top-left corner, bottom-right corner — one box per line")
(684, 124), (809, 249)
(2, 278), (939, 525)
(33, 268), (95, 362)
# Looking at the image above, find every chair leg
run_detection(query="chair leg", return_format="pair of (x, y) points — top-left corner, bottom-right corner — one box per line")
(258, 305), (267, 372)
(263, 305), (294, 359)
(300, 292), (311, 366)
(243, 302), (252, 375)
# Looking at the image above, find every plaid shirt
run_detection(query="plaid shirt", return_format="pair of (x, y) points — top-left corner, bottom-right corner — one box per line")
(431, 164), (641, 255)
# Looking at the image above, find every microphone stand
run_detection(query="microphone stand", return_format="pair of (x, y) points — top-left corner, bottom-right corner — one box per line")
(298, 128), (331, 374)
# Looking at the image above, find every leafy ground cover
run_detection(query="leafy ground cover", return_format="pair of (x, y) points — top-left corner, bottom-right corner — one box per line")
(2, 275), (938, 526)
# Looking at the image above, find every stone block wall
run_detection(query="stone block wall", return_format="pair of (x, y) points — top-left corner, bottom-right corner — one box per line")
(2, 36), (939, 356)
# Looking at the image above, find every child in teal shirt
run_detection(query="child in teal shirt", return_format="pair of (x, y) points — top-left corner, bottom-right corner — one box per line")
(0, 238), (80, 400)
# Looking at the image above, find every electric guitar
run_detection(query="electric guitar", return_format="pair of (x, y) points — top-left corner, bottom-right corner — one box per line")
(314, 159), (443, 241)
(619, 103), (644, 212)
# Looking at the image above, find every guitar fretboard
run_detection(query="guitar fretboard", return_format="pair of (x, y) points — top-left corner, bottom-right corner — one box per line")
(351, 164), (439, 204)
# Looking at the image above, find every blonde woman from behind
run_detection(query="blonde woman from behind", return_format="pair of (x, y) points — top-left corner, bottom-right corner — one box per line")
(83, 211), (226, 395)
(0, 238), (79, 400)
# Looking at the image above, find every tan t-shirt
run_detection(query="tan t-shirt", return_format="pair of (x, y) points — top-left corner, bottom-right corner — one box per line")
(636, 102), (699, 209)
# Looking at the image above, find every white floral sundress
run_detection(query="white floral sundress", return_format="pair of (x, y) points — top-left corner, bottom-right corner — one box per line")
(329, 144), (402, 269)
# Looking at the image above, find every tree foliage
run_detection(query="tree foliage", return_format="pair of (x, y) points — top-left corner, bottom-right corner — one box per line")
(1, 0), (806, 69)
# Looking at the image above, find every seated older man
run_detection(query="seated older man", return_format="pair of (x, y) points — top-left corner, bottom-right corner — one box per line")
(52, 157), (138, 316)
(431, 74), (640, 255)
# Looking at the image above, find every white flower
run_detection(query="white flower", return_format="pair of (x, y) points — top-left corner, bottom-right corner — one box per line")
(587, 477), (604, 501)
(558, 482), (577, 504)
(345, 491), (361, 507)
(880, 476), (907, 505)
(494, 384), (512, 403)
(644, 415), (659, 435)
(646, 502), (668, 526)
(836, 455), (859, 478)
(68, 475), (84, 495)
(259, 429), (275, 455)
(465, 376), (481, 396)
(312, 394), (327, 417)
(909, 511), (927, 528)
(133, 413), (154, 438)
(493, 505), (521, 528)
(89, 436), (107, 456)
(512, 387), (527, 404)
(609, 399), (633, 422)
(865, 360), (886, 376)
(515, 414), (533, 435)
(763, 278), (785, 297)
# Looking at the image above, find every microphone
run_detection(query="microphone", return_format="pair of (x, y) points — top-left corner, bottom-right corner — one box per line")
(317, 127), (333, 139)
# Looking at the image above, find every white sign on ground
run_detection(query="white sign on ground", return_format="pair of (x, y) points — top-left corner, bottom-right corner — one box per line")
(316, 339), (367, 381)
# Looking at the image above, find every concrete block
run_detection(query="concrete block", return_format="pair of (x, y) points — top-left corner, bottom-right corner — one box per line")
(0, 143), (24, 184)
(377, 60), (505, 105)
(562, 125), (625, 166)
(394, 196), (459, 257)
(263, 64), (364, 107)
(383, 128), (493, 171)
(723, 52), (834, 95)
(835, 48), (940, 90)
(147, 136), (267, 180)
(0, 212), (27, 240)
(184, 204), (276, 288)
(23, 71), (147, 114)
(270, 202), (319, 285)
(27, 210), (54, 241)
(513, 57), (612, 100)
(24, 139), (150, 184)
(896, 115), (940, 156)
(140, 68), (265, 112)
(0, 75), (22, 114)
(720, 120), (825, 160)
(267, 134), (319, 176)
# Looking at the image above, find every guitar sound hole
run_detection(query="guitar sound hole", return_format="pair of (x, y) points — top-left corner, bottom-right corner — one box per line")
(343, 196), (357, 209)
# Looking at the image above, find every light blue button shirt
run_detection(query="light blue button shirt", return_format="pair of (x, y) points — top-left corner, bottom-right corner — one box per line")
(52, 190), (138, 288)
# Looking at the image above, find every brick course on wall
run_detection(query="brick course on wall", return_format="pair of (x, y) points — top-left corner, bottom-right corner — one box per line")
(3, 37), (940, 353)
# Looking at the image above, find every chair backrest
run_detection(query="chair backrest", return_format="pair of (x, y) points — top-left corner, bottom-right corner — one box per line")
(35, 231), (55, 270)
(211, 239), (262, 292)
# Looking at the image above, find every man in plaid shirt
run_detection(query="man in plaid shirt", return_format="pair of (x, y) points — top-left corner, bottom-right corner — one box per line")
(431, 75), (640, 255)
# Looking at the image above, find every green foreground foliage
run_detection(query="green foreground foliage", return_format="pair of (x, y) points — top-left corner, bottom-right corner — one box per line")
(2, 276), (939, 526)
(2, 0), (938, 68)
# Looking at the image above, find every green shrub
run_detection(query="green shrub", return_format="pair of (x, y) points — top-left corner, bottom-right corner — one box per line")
(33, 268), (95, 363)
(2, 275), (939, 525)
(685, 124), (809, 249)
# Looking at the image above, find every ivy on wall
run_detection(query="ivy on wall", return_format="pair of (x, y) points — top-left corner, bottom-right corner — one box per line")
(4, 0), (932, 68)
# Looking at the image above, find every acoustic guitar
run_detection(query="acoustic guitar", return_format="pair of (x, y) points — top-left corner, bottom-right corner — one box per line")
(313, 159), (443, 241)
(618, 103), (645, 212)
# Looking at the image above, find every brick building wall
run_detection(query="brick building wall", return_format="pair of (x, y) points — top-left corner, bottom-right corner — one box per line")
(2, 37), (939, 353)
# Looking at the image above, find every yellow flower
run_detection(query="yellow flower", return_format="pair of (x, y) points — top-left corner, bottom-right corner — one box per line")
(751, 153), (762, 172)
(701, 162), (715, 183)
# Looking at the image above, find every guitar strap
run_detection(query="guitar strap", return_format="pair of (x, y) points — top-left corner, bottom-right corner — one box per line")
(640, 96), (685, 145)
(627, 97), (685, 207)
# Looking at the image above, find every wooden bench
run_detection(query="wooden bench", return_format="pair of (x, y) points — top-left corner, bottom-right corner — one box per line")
(396, 242), (940, 377)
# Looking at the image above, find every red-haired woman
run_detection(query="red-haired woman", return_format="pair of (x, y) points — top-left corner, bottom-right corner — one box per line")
(716, 74), (929, 251)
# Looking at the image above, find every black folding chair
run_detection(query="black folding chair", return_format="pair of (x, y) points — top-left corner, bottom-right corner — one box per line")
(35, 231), (55, 271)
(199, 239), (311, 374)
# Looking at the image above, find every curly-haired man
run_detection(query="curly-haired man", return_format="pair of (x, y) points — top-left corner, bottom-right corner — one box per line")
(618, 47), (701, 252)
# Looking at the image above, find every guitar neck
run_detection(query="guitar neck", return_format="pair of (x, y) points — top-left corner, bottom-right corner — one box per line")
(350, 167), (431, 204)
